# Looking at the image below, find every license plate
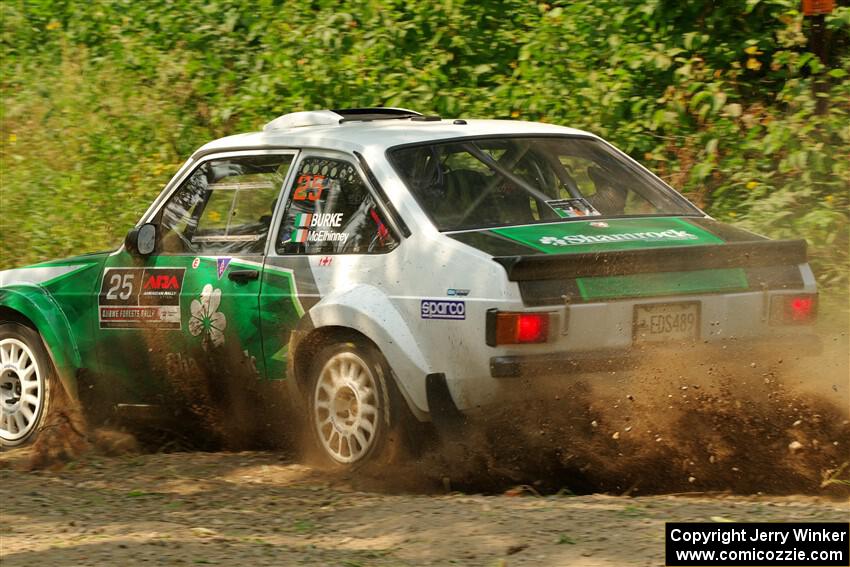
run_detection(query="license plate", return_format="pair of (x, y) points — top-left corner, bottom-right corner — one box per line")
(633, 302), (700, 343)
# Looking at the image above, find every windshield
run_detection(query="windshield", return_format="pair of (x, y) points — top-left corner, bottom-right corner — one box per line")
(388, 136), (700, 231)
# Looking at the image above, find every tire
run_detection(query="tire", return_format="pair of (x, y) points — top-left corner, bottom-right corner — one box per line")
(306, 340), (406, 467)
(0, 322), (55, 448)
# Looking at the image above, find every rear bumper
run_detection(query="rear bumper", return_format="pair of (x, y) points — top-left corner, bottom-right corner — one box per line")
(489, 334), (822, 378)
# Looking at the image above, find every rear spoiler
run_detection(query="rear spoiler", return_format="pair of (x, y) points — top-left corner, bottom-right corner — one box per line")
(493, 239), (808, 281)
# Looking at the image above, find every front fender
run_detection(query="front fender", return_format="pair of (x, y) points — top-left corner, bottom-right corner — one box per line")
(307, 284), (432, 415)
(0, 286), (82, 400)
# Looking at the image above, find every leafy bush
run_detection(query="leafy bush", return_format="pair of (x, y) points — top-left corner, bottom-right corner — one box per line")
(1, 0), (847, 292)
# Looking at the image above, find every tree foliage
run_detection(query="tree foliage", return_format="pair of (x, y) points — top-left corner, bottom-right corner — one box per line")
(1, 0), (848, 288)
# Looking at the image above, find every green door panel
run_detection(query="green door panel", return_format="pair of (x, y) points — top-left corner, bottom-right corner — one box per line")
(95, 251), (267, 404)
(257, 260), (308, 381)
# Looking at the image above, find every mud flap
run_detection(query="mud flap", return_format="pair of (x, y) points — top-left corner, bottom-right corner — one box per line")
(425, 373), (467, 436)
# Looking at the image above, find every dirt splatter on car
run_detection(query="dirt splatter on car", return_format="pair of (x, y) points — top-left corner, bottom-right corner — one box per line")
(0, 108), (825, 473)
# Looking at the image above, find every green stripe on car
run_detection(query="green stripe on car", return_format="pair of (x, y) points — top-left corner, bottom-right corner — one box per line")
(491, 218), (724, 254)
(576, 268), (749, 301)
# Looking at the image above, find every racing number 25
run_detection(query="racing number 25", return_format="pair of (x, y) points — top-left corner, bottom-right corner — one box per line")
(106, 273), (135, 301)
(293, 175), (327, 201)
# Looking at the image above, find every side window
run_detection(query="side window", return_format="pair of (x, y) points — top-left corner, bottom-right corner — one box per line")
(276, 156), (398, 255)
(158, 154), (293, 255)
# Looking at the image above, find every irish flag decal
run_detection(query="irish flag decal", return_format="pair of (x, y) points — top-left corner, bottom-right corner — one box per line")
(294, 213), (313, 228)
(292, 228), (309, 243)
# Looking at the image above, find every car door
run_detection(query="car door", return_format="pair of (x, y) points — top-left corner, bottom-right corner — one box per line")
(259, 152), (400, 381)
(96, 151), (297, 408)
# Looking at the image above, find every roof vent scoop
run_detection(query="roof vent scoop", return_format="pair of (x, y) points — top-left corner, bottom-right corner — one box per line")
(263, 110), (342, 131)
(263, 107), (425, 131)
(333, 107), (423, 122)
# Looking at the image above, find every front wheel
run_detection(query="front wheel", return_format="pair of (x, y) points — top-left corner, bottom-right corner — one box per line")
(307, 340), (403, 467)
(0, 323), (54, 447)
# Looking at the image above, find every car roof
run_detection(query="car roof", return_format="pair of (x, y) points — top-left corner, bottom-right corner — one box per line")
(192, 111), (599, 159)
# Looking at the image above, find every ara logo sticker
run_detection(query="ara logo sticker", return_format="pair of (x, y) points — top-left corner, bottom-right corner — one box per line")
(216, 258), (231, 279)
(421, 299), (466, 320)
(143, 274), (181, 290)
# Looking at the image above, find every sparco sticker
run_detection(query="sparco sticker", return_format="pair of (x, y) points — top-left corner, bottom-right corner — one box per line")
(421, 299), (466, 320)
(98, 267), (185, 329)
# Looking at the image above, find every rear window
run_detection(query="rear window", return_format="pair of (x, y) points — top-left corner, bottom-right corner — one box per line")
(388, 136), (699, 231)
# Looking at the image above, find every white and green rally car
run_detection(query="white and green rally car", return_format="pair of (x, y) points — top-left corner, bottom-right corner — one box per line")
(0, 108), (820, 464)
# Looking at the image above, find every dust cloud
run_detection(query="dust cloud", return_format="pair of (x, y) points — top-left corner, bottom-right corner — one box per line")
(418, 330), (849, 497)
(18, 327), (849, 500)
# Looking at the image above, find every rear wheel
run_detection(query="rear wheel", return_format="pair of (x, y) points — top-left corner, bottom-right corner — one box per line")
(0, 323), (54, 447)
(307, 340), (404, 467)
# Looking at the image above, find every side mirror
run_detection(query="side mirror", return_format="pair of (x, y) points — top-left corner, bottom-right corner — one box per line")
(125, 223), (157, 256)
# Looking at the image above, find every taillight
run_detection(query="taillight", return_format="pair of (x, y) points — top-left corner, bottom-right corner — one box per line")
(486, 310), (552, 346)
(770, 294), (817, 325)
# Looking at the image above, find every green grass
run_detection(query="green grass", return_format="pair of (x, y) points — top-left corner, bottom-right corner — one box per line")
(1, 0), (847, 292)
